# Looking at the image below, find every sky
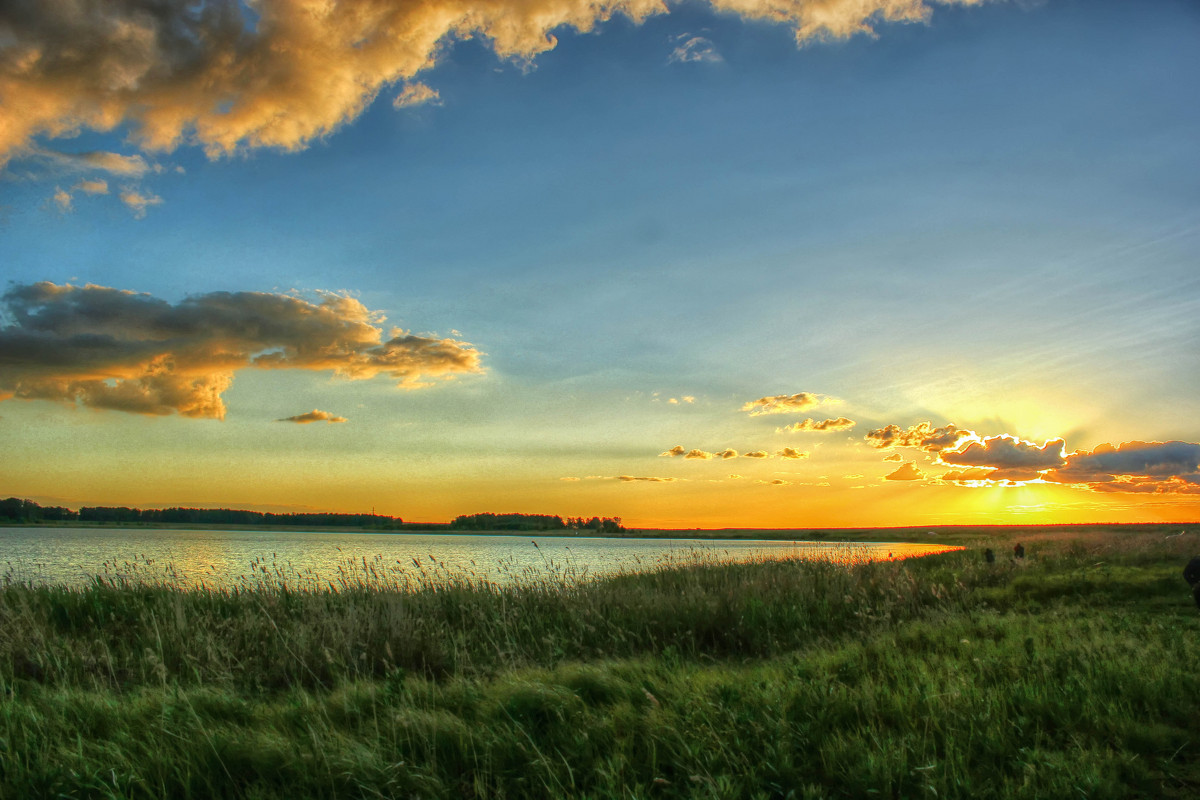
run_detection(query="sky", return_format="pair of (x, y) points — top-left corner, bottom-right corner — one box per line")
(2, 0), (1199, 528)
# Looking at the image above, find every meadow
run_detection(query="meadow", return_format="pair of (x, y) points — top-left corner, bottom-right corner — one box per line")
(1, 527), (1198, 798)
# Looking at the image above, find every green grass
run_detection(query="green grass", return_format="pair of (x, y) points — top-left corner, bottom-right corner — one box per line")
(1, 529), (1199, 798)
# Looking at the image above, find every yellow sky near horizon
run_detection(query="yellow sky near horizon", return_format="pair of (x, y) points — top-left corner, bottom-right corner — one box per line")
(3, 370), (1198, 528)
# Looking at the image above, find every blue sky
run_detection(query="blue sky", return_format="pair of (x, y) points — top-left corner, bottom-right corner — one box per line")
(2, 0), (1199, 525)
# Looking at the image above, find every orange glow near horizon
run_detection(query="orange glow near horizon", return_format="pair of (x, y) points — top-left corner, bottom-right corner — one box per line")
(5, 430), (1200, 530)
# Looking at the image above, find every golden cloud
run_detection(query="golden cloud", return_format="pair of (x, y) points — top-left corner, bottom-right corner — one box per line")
(75, 179), (110, 195)
(276, 409), (348, 424)
(778, 416), (856, 433)
(0, 282), (482, 419)
(884, 462), (925, 481)
(0, 1), (985, 167)
(48, 178), (112, 214)
(617, 475), (677, 483)
(662, 448), (715, 460)
(742, 450), (770, 459)
(1086, 478), (1200, 495)
(865, 422), (973, 452)
(660, 446), (739, 459)
(777, 447), (808, 459)
(741, 392), (828, 416)
(939, 467), (997, 484)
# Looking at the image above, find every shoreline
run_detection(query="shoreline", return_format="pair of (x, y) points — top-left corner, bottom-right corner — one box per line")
(3, 519), (1198, 544)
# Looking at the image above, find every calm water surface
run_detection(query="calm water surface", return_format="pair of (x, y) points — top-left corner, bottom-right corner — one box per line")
(0, 527), (961, 589)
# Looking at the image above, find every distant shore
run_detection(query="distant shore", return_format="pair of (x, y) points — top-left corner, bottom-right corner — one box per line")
(3, 519), (1197, 545)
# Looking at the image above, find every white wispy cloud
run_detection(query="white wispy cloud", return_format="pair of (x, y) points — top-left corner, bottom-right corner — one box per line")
(29, 148), (152, 178)
(393, 82), (442, 109)
(668, 34), (723, 64)
(119, 188), (163, 218)
(51, 187), (72, 212)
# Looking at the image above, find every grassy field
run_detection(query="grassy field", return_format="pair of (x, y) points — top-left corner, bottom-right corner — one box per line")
(1, 527), (1198, 798)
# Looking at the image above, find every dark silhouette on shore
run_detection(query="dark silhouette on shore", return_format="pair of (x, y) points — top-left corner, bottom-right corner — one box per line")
(1185, 556), (1200, 609)
(451, 513), (624, 533)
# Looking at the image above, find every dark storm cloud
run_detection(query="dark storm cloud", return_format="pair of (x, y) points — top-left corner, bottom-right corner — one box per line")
(938, 435), (1066, 471)
(1043, 441), (1200, 494)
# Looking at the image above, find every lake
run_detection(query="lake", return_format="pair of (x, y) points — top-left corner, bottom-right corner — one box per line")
(0, 527), (962, 590)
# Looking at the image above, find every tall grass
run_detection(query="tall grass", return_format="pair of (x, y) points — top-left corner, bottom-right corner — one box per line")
(0, 545), (970, 691)
(1, 530), (1199, 798)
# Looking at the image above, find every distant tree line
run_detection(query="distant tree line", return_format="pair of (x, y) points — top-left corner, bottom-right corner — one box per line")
(567, 516), (624, 534)
(0, 498), (76, 523)
(0, 498), (402, 528)
(450, 513), (624, 533)
(1, 499), (626, 533)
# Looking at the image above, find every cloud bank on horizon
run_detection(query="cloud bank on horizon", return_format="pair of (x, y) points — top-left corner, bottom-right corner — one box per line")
(0, 0), (990, 168)
(625, 385), (1200, 497)
(639, 393), (1200, 496)
(866, 421), (1200, 495)
(0, 282), (482, 419)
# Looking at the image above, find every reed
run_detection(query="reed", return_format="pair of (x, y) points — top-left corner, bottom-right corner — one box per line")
(0, 545), (959, 690)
